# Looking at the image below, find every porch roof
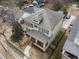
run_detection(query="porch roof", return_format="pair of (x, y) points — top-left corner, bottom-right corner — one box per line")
(27, 30), (49, 44)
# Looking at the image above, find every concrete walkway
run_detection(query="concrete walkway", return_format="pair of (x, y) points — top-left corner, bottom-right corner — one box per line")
(24, 45), (31, 59)
(0, 53), (6, 59)
(0, 40), (23, 59)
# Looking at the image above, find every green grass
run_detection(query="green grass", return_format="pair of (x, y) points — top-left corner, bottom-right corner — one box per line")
(52, 30), (65, 59)
(52, 30), (64, 46)
(53, 49), (62, 59)
(46, 47), (53, 56)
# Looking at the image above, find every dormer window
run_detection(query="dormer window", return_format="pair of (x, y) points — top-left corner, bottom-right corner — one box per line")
(39, 18), (43, 24)
(34, 25), (38, 28)
(33, 19), (38, 22)
(24, 4), (34, 13)
(32, 14), (43, 24)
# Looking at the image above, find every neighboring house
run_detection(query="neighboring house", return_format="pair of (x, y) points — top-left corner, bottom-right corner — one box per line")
(3, 8), (23, 22)
(32, 0), (45, 7)
(0, 5), (8, 15)
(62, 16), (79, 59)
(64, 0), (79, 3)
(20, 6), (64, 51)
(35, 0), (44, 4)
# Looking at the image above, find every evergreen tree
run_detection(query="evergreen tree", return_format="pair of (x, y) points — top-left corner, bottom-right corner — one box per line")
(11, 21), (24, 42)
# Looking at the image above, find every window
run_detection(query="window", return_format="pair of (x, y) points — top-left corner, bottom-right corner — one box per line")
(37, 40), (43, 47)
(20, 19), (24, 24)
(45, 43), (48, 47)
(39, 19), (43, 24)
(34, 25), (38, 28)
(26, 34), (30, 37)
(42, 28), (49, 35)
(31, 37), (35, 43)
(28, 23), (33, 27)
(38, 27), (49, 35)
(39, 27), (42, 32)
(64, 51), (78, 59)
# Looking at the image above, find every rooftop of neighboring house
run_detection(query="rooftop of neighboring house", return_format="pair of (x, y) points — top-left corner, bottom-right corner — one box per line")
(34, 0), (44, 4)
(3, 8), (23, 21)
(63, 15), (79, 58)
(23, 4), (41, 13)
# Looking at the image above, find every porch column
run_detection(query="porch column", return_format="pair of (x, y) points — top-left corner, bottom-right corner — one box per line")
(43, 43), (46, 48)
(29, 36), (31, 39)
(36, 40), (37, 43)
(62, 50), (65, 55)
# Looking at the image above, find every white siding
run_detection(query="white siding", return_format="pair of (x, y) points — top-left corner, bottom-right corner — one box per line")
(48, 19), (63, 44)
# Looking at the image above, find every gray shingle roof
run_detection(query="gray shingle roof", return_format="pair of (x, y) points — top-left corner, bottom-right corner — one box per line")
(39, 9), (63, 30)
(27, 30), (49, 43)
(23, 7), (64, 45)
(23, 6), (41, 14)
(63, 16), (79, 58)
(24, 9), (63, 30)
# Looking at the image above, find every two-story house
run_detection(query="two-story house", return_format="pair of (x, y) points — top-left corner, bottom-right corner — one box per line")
(19, 5), (64, 51)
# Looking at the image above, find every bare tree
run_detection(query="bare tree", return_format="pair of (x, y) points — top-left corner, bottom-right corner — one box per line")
(16, 0), (32, 9)
(63, 5), (68, 18)
(46, 0), (64, 11)
(0, 22), (8, 41)
(52, 0), (64, 11)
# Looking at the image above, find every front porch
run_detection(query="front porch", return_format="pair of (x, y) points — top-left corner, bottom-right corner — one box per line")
(26, 30), (49, 51)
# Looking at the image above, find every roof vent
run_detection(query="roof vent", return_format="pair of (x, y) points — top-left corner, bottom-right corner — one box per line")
(24, 4), (34, 13)
(28, 4), (34, 7)
(32, 0), (38, 5)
